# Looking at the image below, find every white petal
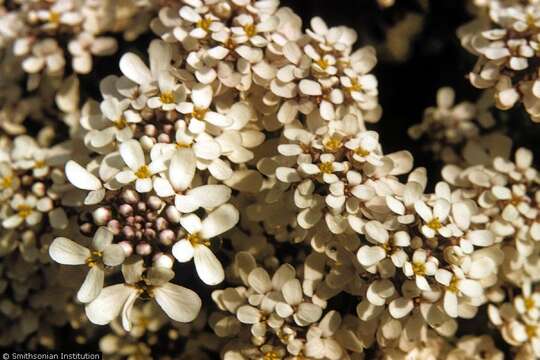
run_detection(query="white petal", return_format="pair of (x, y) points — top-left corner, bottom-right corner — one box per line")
(77, 266), (104, 303)
(154, 282), (201, 322)
(119, 140), (145, 170)
(295, 303), (322, 325)
(192, 84), (213, 109)
(149, 40), (172, 79)
(85, 284), (136, 325)
(282, 279), (303, 306)
(92, 226), (113, 251)
(414, 201), (432, 222)
(119, 53), (152, 85)
(357, 246), (386, 268)
(180, 213), (202, 234)
(65, 161), (101, 191)
(434, 199), (450, 221)
(299, 79), (322, 96)
(49, 237), (90, 265)
(103, 244), (126, 266)
(194, 245), (225, 285)
(186, 185), (231, 209)
(467, 230), (494, 247)
(121, 290), (138, 331)
(169, 149), (196, 192)
(200, 204), (239, 239)
(172, 239), (195, 263)
(458, 279), (483, 297)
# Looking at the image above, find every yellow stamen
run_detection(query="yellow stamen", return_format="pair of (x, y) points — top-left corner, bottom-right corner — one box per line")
(511, 195), (522, 206)
(17, 204), (32, 219)
(527, 324), (538, 338)
(243, 24), (256, 37)
(525, 297), (536, 311)
(192, 107), (208, 120)
(176, 141), (191, 149)
(0, 176), (13, 189)
(427, 217), (442, 230)
(323, 137), (342, 152)
(49, 11), (61, 25)
(197, 18), (212, 32)
(354, 147), (370, 157)
(348, 79), (362, 93)
(85, 251), (103, 268)
(135, 165), (151, 179)
(114, 117), (127, 129)
(263, 351), (281, 360)
(448, 276), (459, 293)
(35, 160), (47, 168)
(412, 262), (426, 276)
(319, 162), (334, 174)
(187, 233), (210, 247)
(159, 92), (175, 104)
(316, 58), (329, 70)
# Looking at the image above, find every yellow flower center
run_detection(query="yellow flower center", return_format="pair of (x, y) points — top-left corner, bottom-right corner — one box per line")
(197, 18), (212, 32)
(263, 351), (281, 360)
(49, 11), (61, 25)
(427, 217), (442, 230)
(354, 147), (370, 157)
(0, 176), (13, 189)
(525, 297), (536, 311)
(187, 233), (210, 247)
(243, 24), (257, 37)
(17, 204), (32, 219)
(319, 162), (334, 174)
(135, 165), (151, 179)
(192, 107), (208, 120)
(412, 262), (426, 276)
(527, 13), (537, 28)
(448, 276), (459, 293)
(527, 324), (538, 338)
(85, 251), (103, 268)
(510, 195), (522, 206)
(348, 79), (362, 93)
(176, 141), (191, 149)
(316, 58), (329, 70)
(35, 160), (47, 168)
(323, 137), (342, 152)
(159, 91), (175, 104)
(114, 117), (127, 129)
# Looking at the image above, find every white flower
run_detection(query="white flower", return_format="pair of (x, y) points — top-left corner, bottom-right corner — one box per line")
(87, 98), (141, 148)
(152, 148), (231, 212)
(178, 5), (223, 40)
(172, 204), (239, 285)
(403, 249), (438, 291)
(414, 199), (454, 238)
(435, 267), (483, 318)
(118, 40), (172, 107)
(357, 222), (410, 272)
(0, 162), (19, 200)
(2, 194), (42, 229)
(115, 140), (166, 193)
(85, 259), (201, 330)
(177, 84), (232, 130)
(49, 227), (125, 303)
(147, 71), (186, 111)
(275, 278), (323, 326)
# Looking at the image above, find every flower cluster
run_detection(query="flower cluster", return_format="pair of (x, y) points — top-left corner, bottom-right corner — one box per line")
(1, 0), (539, 358)
(459, 0), (540, 121)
